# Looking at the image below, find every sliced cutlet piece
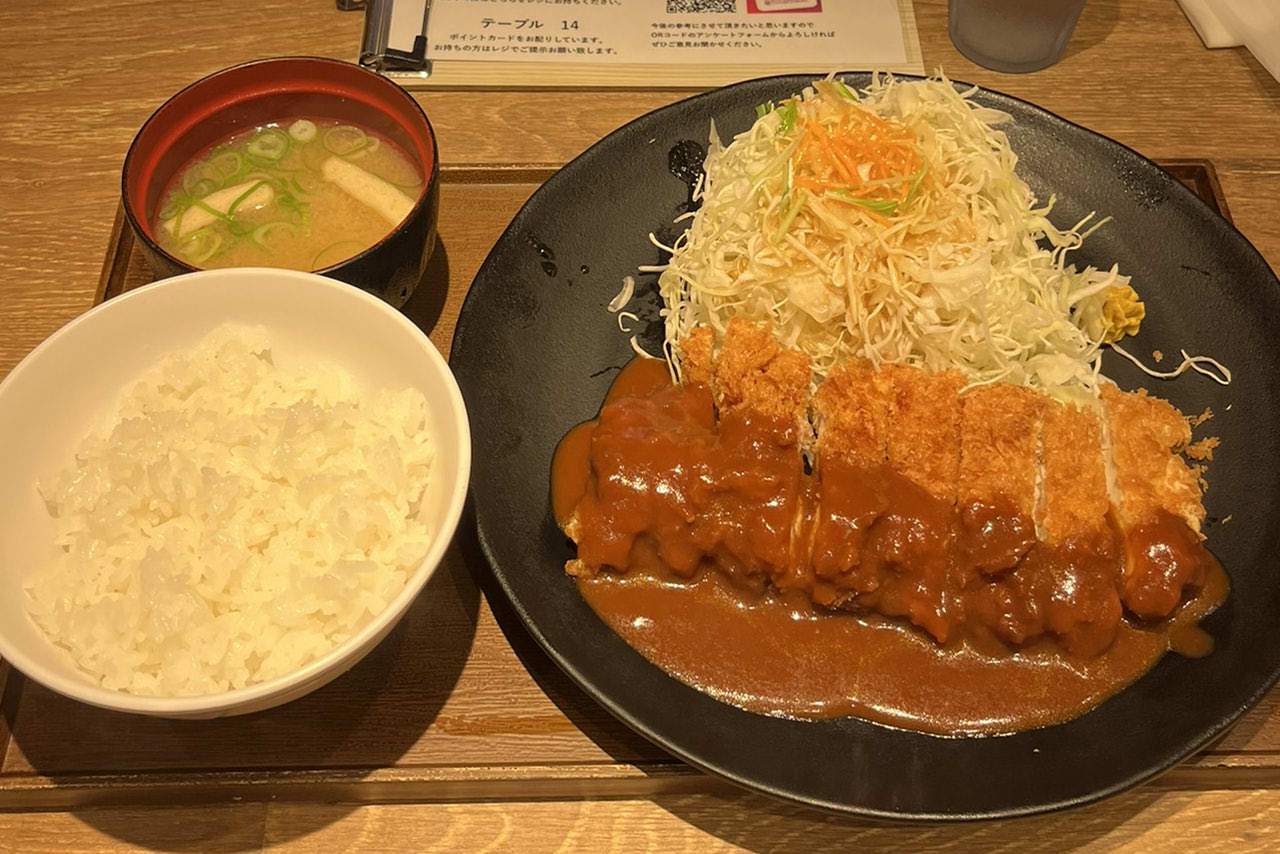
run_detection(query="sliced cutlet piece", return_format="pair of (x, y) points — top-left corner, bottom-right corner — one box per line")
(561, 332), (710, 575)
(1037, 400), (1122, 656)
(957, 384), (1046, 574)
(860, 365), (965, 642)
(1040, 401), (1112, 546)
(1100, 383), (1209, 619)
(678, 326), (714, 387)
(884, 365), (965, 503)
(1100, 384), (1204, 535)
(814, 360), (892, 466)
(705, 318), (810, 588)
(808, 361), (894, 603)
(712, 317), (810, 430)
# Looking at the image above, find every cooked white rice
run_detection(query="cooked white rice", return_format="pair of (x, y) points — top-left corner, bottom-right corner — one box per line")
(24, 325), (434, 697)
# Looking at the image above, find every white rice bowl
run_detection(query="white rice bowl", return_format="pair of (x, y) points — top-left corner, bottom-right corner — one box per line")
(0, 269), (470, 718)
(25, 324), (435, 697)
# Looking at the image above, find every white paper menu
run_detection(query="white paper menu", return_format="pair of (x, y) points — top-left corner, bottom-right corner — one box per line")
(375, 0), (923, 87)
(427, 0), (911, 66)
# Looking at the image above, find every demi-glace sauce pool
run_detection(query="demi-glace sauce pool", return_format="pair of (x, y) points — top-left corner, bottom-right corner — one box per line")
(552, 359), (1227, 735)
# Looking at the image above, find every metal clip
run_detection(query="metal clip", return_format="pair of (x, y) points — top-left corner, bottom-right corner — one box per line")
(343, 0), (432, 74)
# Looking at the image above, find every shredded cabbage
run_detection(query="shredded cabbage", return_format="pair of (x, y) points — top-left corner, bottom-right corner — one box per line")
(655, 73), (1170, 394)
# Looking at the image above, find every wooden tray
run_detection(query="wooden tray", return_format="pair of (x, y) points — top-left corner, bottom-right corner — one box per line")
(1, 159), (1266, 812)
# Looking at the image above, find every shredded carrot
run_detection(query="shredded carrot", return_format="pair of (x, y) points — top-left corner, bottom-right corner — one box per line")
(786, 99), (925, 215)
(807, 121), (855, 184)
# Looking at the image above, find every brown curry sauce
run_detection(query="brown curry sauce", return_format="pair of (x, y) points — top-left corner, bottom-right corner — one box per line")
(552, 359), (1227, 736)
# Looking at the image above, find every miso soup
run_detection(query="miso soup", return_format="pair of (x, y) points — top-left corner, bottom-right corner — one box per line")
(153, 119), (422, 271)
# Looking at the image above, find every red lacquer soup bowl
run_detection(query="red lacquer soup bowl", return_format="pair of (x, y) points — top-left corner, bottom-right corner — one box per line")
(122, 56), (439, 307)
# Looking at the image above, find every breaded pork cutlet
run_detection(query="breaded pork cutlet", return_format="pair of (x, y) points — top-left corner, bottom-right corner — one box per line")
(561, 314), (1217, 661)
(676, 326), (714, 387)
(1041, 403), (1112, 547)
(562, 321), (811, 583)
(884, 365), (966, 504)
(808, 361), (894, 602)
(1037, 401), (1123, 656)
(1100, 383), (1207, 619)
(712, 318), (811, 431)
(957, 384), (1045, 574)
(813, 360), (893, 466)
(1100, 384), (1203, 534)
(859, 365), (965, 642)
(704, 319), (811, 587)
(956, 382), (1045, 646)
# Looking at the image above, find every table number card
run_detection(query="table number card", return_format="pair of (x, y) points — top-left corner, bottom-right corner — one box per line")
(362, 0), (923, 88)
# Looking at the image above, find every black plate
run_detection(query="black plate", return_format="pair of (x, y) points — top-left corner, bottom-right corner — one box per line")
(450, 75), (1280, 820)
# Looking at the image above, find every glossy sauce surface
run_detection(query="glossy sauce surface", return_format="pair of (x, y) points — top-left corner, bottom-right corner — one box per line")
(552, 359), (1228, 734)
(577, 563), (1226, 734)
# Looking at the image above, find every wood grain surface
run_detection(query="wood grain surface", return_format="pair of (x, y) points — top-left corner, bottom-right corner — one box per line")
(5, 788), (1280, 854)
(3, 0), (1280, 849)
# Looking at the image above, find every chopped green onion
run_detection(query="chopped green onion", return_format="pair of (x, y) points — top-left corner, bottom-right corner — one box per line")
(288, 119), (318, 143)
(158, 199), (184, 222)
(311, 240), (363, 270)
(246, 129), (289, 161)
(228, 220), (253, 238)
(323, 125), (368, 157)
(299, 143), (328, 173)
(226, 180), (270, 217)
(824, 190), (900, 216)
(251, 221), (297, 248)
(755, 102), (774, 120)
(772, 189), (807, 243)
(386, 174), (425, 192)
(210, 152), (243, 178)
(902, 160), (929, 209)
(181, 165), (221, 199)
(833, 80), (859, 102)
(189, 198), (233, 222)
(777, 102), (798, 134)
(180, 227), (222, 265)
(276, 191), (311, 227)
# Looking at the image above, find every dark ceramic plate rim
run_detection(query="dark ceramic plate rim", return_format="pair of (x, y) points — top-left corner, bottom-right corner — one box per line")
(452, 73), (1280, 821)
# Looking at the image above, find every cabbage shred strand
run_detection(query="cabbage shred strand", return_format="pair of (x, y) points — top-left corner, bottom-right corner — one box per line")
(656, 73), (1146, 396)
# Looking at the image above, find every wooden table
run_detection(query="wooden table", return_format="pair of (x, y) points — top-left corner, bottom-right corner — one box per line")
(3, 1), (1280, 850)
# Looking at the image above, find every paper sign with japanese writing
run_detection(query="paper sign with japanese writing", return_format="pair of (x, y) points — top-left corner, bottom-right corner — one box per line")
(425, 0), (912, 66)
